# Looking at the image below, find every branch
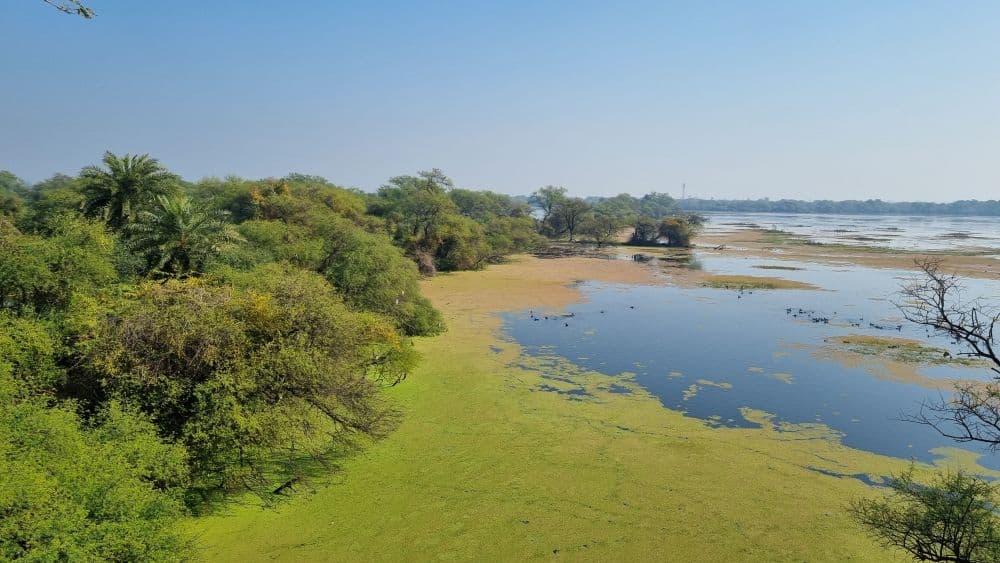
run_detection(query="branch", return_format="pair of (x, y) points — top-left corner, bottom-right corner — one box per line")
(42, 0), (95, 18)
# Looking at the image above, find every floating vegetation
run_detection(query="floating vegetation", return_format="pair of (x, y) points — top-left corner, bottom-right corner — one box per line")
(771, 372), (794, 384)
(830, 334), (985, 367)
(696, 379), (733, 390)
(700, 274), (816, 290)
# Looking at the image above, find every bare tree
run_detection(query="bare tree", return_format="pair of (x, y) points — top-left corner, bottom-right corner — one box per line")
(851, 259), (1000, 562)
(42, 0), (95, 18)
(897, 259), (1000, 448)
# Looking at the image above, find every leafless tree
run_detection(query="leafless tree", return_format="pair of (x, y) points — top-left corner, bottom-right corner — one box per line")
(898, 258), (1000, 449)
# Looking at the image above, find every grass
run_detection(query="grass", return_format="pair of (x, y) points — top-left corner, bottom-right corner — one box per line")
(699, 274), (816, 290)
(189, 256), (994, 562)
(832, 334), (985, 367)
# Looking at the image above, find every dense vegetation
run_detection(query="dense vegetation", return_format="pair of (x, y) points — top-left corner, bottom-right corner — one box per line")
(534, 187), (703, 247)
(677, 197), (1000, 216)
(0, 155), (557, 559)
(1, 153), (704, 558)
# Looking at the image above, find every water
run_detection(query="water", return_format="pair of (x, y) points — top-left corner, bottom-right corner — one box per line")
(703, 212), (1000, 252)
(504, 254), (1000, 469)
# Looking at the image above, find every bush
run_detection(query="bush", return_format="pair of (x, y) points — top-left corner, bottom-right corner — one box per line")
(86, 266), (419, 493)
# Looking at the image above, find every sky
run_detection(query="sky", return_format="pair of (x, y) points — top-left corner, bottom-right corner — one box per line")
(2, 1), (998, 201)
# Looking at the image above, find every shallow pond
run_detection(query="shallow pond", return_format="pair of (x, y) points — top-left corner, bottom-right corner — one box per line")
(504, 254), (1000, 469)
(703, 212), (1000, 252)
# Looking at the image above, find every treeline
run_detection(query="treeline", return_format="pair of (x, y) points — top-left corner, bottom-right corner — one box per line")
(0, 156), (544, 560)
(676, 197), (1000, 216)
(532, 187), (703, 247)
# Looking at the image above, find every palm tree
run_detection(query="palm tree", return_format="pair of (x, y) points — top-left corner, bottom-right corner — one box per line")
(80, 151), (178, 230)
(126, 194), (244, 277)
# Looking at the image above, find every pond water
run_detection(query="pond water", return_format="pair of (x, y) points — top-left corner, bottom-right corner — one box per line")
(702, 212), (1000, 252)
(504, 254), (1000, 469)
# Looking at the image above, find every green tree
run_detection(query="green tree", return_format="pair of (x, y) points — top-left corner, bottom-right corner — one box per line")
(550, 197), (591, 241)
(0, 369), (189, 561)
(851, 469), (1000, 562)
(125, 194), (243, 277)
(86, 266), (418, 494)
(528, 185), (566, 224)
(21, 174), (85, 232)
(0, 171), (29, 221)
(658, 217), (698, 247)
(583, 211), (627, 247)
(0, 216), (115, 314)
(317, 219), (445, 336)
(629, 216), (659, 245)
(211, 183), (445, 336)
(636, 192), (679, 218)
(80, 152), (178, 231)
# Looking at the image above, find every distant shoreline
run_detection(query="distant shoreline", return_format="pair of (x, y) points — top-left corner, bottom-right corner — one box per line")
(677, 200), (1000, 217)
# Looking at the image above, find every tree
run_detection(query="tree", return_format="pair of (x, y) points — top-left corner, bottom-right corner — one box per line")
(658, 217), (698, 247)
(636, 192), (679, 218)
(20, 174), (85, 231)
(0, 360), (189, 560)
(0, 216), (115, 315)
(898, 259), (1000, 447)
(629, 216), (660, 245)
(125, 194), (243, 277)
(582, 211), (627, 247)
(851, 469), (1000, 563)
(80, 152), (178, 231)
(42, 0), (95, 18)
(851, 260), (1000, 561)
(550, 197), (591, 241)
(316, 218), (445, 336)
(528, 185), (567, 230)
(86, 266), (418, 494)
(0, 171), (29, 221)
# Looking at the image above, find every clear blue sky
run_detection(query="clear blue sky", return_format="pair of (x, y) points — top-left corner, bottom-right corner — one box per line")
(2, 1), (998, 200)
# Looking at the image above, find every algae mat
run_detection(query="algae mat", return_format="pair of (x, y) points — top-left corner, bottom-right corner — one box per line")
(193, 256), (924, 561)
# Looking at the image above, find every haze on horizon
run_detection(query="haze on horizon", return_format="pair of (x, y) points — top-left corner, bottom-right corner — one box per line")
(2, 1), (998, 202)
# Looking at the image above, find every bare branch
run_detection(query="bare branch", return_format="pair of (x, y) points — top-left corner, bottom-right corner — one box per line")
(42, 0), (95, 19)
(896, 258), (1000, 375)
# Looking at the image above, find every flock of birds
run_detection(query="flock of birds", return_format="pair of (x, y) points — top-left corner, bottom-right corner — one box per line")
(783, 307), (903, 331)
(527, 306), (637, 327)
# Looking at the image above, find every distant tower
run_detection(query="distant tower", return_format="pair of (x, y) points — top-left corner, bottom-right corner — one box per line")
(681, 183), (686, 200)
